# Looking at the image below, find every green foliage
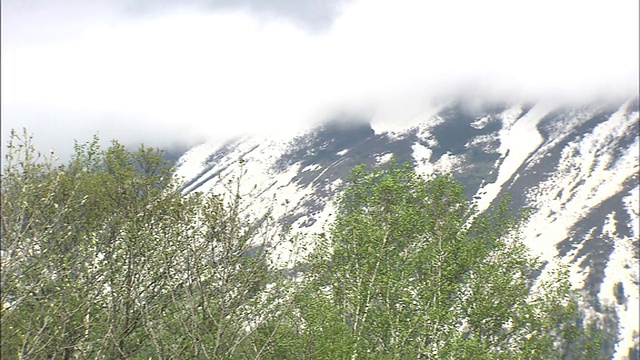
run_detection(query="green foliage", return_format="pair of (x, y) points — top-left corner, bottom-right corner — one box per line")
(1, 131), (603, 359)
(282, 161), (604, 359)
(1, 129), (290, 359)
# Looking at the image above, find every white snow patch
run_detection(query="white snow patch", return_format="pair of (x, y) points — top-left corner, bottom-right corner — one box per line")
(623, 186), (640, 239)
(415, 115), (445, 142)
(465, 133), (499, 150)
(330, 178), (343, 191)
(174, 140), (224, 182)
(470, 115), (491, 129)
(433, 152), (463, 175)
(599, 229), (640, 360)
(567, 257), (589, 289)
(412, 143), (463, 176)
(474, 103), (552, 212)
(302, 164), (321, 172)
(602, 213), (618, 237)
(412, 142), (433, 175)
(375, 153), (394, 165)
(522, 102), (639, 263)
(412, 142), (432, 162)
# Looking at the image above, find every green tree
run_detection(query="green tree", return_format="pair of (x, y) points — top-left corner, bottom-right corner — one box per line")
(284, 162), (602, 359)
(1, 130), (291, 359)
(144, 168), (297, 359)
(1, 130), (195, 358)
(0, 131), (603, 359)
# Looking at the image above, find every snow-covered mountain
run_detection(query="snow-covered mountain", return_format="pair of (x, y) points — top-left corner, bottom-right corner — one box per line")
(175, 98), (639, 359)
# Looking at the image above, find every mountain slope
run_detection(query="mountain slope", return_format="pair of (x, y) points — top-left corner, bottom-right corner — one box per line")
(175, 98), (639, 359)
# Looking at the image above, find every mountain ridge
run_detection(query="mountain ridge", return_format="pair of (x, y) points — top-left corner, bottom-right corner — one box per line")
(175, 97), (639, 359)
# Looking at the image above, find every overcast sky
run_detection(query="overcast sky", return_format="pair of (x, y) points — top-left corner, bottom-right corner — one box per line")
(2, 0), (638, 158)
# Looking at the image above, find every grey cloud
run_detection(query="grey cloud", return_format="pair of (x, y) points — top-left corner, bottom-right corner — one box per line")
(2, 0), (352, 44)
(124, 0), (352, 32)
(2, 0), (637, 162)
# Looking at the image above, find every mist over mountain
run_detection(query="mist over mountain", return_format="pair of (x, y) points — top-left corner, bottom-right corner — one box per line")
(3, 0), (638, 159)
(175, 96), (639, 359)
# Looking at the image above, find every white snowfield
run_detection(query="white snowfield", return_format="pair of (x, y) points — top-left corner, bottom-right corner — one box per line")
(176, 130), (337, 262)
(518, 101), (639, 360)
(176, 99), (639, 359)
(473, 103), (552, 213)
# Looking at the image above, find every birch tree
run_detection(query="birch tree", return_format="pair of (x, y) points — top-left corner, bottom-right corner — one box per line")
(288, 162), (602, 359)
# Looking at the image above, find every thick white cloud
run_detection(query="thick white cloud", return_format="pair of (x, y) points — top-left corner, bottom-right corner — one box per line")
(2, 0), (638, 157)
